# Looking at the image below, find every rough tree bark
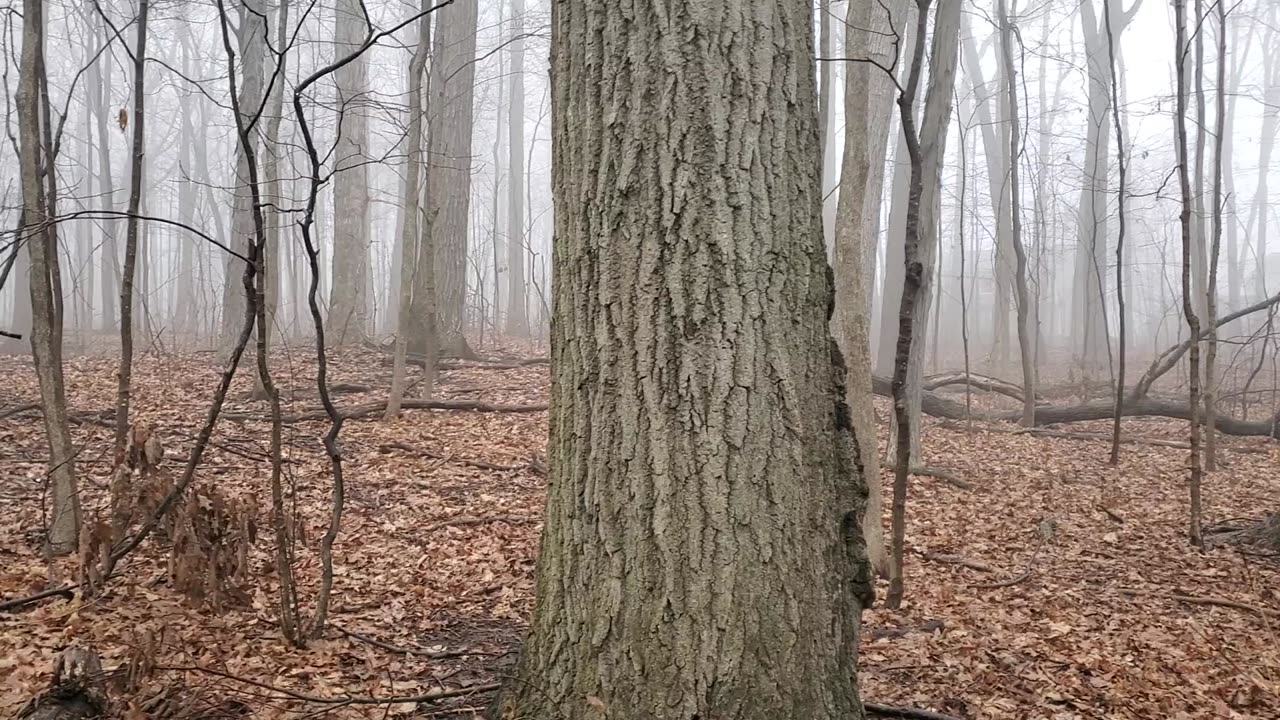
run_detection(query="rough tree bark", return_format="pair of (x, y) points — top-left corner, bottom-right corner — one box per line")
(426, 0), (478, 353)
(494, 1), (873, 717)
(19, 0), (80, 554)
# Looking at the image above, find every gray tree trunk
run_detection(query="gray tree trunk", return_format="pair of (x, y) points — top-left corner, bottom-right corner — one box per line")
(328, 0), (372, 345)
(496, 2), (872, 717)
(220, 0), (267, 355)
(425, 0), (478, 352)
(832, 0), (904, 577)
(19, 0), (80, 554)
(504, 0), (528, 337)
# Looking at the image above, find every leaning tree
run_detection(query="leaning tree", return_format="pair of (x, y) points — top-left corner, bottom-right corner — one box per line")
(492, 1), (874, 718)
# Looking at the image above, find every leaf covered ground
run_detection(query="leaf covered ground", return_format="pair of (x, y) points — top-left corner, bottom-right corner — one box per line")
(1, 347), (1278, 719)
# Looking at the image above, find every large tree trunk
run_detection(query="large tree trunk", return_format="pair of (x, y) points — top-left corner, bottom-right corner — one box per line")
(496, 2), (872, 717)
(422, 0), (478, 355)
(19, 0), (79, 554)
(328, 0), (371, 346)
(832, 0), (904, 578)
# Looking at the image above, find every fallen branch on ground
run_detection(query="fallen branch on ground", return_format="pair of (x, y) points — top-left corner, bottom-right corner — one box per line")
(0, 403), (39, 421)
(920, 551), (994, 573)
(886, 464), (973, 490)
(224, 399), (548, 424)
(924, 371), (1046, 404)
(971, 534), (1045, 590)
(158, 665), (500, 705)
(875, 375), (1280, 439)
(1115, 588), (1280, 618)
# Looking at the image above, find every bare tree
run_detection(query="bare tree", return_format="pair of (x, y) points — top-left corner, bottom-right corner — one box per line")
(19, 0), (80, 555)
(886, 0), (962, 609)
(996, 0), (1034, 426)
(1103, 0), (1129, 464)
(1173, 0), (1204, 548)
(832, 0), (904, 577)
(388, 2), (435, 417)
(114, 0), (148, 456)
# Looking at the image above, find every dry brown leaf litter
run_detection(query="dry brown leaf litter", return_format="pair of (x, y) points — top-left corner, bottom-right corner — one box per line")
(0, 349), (1277, 719)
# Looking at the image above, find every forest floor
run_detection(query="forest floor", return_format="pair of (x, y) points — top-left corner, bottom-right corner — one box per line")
(1, 344), (1279, 719)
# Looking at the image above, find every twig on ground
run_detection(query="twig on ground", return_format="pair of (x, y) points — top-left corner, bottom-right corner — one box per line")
(920, 551), (994, 573)
(1115, 588), (1280, 619)
(332, 624), (496, 659)
(224, 399), (548, 424)
(885, 464), (974, 490)
(971, 534), (1045, 590)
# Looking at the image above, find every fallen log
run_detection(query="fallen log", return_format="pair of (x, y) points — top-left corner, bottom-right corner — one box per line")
(872, 376), (1280, 439)
(923, 371), (1046, 404)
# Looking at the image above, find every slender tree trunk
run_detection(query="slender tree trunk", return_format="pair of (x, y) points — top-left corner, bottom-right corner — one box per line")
(91, 9), (119, 331)
(832, 0), (904, 578)
(1173, 0), (1204, 548)
(1103, 0), (1129, 464)
(886, 0), (962, 610)
(1204, 0), (1228, 471)
(19, 0), (80, 555)
(115, 0), (148, 456)
(997, 0), (1034, 426)
(504, 0), (528, 338)
(496, 2), (872, 717)
(389, 2), (436, 416)
(221, 0), (267, 356)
